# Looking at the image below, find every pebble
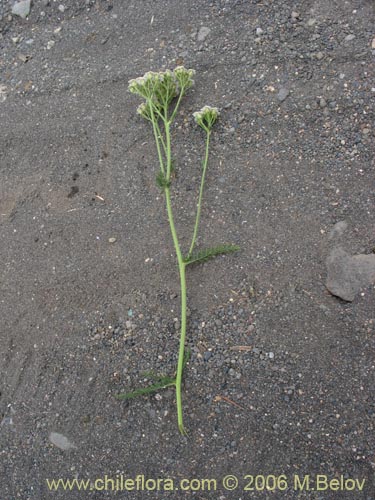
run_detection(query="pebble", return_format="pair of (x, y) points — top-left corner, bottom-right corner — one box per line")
(108, 237), (117, 243)
(344, 34), (355, 41)
(197, 27), (211, 42)
(315, 52), (324, 60)
(277, 87), (289, 102)
(46, 40), (55, 50)
(256, 27), (263, 35)
(328, 220), (348, 239)
(326, 247), (375, 301)
(58, 4), (66, 13)
(319, 98), (327, 108)
(49, 432), (77, 451)
(11, 0), (31, 19)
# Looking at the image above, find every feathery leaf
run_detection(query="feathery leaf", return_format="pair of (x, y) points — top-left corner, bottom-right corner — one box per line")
(184, 244), (240, 265)
(156, 171), (171, 189)
(115, 375), (176, 400)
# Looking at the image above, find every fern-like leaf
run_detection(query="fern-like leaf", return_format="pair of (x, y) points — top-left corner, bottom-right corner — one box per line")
(183, 244), (240, 265)
(156, 171), (171, 190)
(115, 375), (176, 400)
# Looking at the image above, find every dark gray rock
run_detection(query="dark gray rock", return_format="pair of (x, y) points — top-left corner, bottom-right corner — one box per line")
(326, 247), (375, 301)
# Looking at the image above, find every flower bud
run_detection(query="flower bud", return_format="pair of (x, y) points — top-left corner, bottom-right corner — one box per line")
(193, 105), (220, 130)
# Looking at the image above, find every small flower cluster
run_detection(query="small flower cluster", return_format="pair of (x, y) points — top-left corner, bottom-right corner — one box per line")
(193, 105), (220, 131)
(136, 101), (162, 121)
(174, 66), (195, 90)
(128, 67), (195, 111)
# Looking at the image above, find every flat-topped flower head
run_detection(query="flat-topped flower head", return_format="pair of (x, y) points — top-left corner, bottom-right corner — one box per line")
(129, 69), (179, 105)
(128, 76), (148, 97)
(174, 66), (195, 90)
(155, 69), (178, 104)
(128, 74), (162, 99)
(193, 105), (220, 131)
(137, 101), (155, 121)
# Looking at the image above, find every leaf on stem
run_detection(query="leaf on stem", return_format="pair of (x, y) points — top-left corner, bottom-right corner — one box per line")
(156, 171), (171, 189)
(184, 244), (240, 265)
(115, 375), (176, 400)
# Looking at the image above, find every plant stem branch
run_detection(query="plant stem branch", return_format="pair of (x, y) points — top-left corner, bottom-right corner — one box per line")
(188, 130), (211, 257)
(164, 187), (187, 435)
(149, 100), (166, 175)
(155, 121), (167, 156)
(164, 118), (188, 434)
(169, 87), (185, 123)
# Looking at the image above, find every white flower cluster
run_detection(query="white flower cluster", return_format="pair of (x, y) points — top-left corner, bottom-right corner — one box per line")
(174, 66), (195, 89)
(128, 67), (195, 108)
(193, 105), (220, 131)
(136, 101), (154, 121)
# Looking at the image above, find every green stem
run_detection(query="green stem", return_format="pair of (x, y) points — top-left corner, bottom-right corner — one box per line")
(165, 122), (172, 179)
(188, 130), (211, 257)
(149, 100), (166, 175)
(164, 120), (188, 435)
(154, 120), (167, 156)
(169, 87), (185, 123)
(175, 260), (187, 435)
(165, 187), (187, 435)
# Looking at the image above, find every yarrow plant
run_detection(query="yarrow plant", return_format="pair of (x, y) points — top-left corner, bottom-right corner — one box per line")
(117, 67), (239, 434)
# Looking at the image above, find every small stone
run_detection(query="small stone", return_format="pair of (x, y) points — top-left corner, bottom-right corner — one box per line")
(197, 27), (211, 42)
(1, 416), (13, 426)
(42, 0), (50, 5)
(204, 351), (213, 361)
(46, 40), (55, 50)
(329, 220), (348, 239)
(326, 247), (375, 301)
(306, 18), (316, 26)
(315, 52), (324, 60)
(108, 237), (117, 243)
(344, 34), (355, 41)
(319, 97), (327, 108)
(125, 320), (132, 329)
(58, 4), (65, 13)
(49, 432), (77, 451)
(291, 11), (299, 19)
(17, 53), (29, 63)
(372, 37), (375, 49)
(11, 0), (31, 19)
(268, 352), (274, 359)
(277, 87), (289, 102)
(256, 27), (263, 35)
